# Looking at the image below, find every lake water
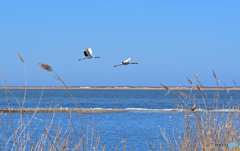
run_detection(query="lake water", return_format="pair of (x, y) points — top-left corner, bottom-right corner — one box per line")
(0, 89), (239, 150)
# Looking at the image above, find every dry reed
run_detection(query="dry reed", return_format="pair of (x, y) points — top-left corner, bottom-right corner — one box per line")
(37, 63), (53, 72)
(17, 53), (24, 63)
(158, 73), (240, 151)
(0, 59), (107, 150)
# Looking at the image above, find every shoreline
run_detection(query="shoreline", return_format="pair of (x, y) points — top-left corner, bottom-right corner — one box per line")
(0, 86), (239, 90)
(0, 108), (239, 113)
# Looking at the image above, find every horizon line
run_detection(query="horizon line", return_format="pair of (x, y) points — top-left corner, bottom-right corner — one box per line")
(0, 86), (238, 90)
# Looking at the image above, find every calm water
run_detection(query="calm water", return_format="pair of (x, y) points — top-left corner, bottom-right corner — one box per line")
(0, 89), (239, 150)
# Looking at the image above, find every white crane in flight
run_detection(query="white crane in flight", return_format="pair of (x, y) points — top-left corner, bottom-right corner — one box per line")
(78, 48), (100, 61)
(114, 57), (138, 67)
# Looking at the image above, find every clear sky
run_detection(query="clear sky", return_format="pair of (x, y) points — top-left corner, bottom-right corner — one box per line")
(0, 1), (240, 87)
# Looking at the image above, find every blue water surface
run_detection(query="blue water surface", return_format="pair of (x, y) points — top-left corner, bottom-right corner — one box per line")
(0, 89), (239, 150)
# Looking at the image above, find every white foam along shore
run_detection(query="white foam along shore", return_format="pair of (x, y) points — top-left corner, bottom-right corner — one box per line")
(0, 108), (239, 113)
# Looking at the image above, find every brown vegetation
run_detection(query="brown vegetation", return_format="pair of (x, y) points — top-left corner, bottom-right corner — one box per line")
(157, 71), (240, 151)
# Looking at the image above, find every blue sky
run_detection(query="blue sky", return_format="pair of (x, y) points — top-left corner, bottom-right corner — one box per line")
(0, 1), (240, 87)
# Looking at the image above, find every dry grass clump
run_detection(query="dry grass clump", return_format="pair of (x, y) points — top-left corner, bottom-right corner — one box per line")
(159, 71), (240, 151)
(0, 55), (107, 151)
(0, 111), (102, 151)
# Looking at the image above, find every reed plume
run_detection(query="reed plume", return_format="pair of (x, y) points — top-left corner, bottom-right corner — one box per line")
(172, 100), (180, 106)
(194, 73), (203, 88)
(37, 63), (53, 72)
(17, 53), (24, 63)
(212, 70), (217, 78)
(160, 84), (169, 90)
(212, 70), (220, 87)
(178, 91), (188, 97)
(186, 77), (192, 84)
(197, 85), (202, 92)
(232, 79), (237, 86)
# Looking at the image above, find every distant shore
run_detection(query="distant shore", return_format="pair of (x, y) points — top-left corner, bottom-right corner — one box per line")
(0, 86), (239, 90)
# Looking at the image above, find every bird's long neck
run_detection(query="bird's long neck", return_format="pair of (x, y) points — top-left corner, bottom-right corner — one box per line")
(94, 56), (100, 58)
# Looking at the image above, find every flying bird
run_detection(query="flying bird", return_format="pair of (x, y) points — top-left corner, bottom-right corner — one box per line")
(190, 104), (196, 111)
(78, 48), (100, 61)
(114, 57), (138, 67)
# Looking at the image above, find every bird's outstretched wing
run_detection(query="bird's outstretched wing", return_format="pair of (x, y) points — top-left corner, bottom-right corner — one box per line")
(123, 57), (131, 63)
(88, 47), (93, 55)
(78, 57), (87, 61)
(83, 48), (89, 57)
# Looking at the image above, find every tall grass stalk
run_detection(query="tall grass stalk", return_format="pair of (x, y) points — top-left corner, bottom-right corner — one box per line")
(37, 62), (106, 150)
(4, 70), (17, 150)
